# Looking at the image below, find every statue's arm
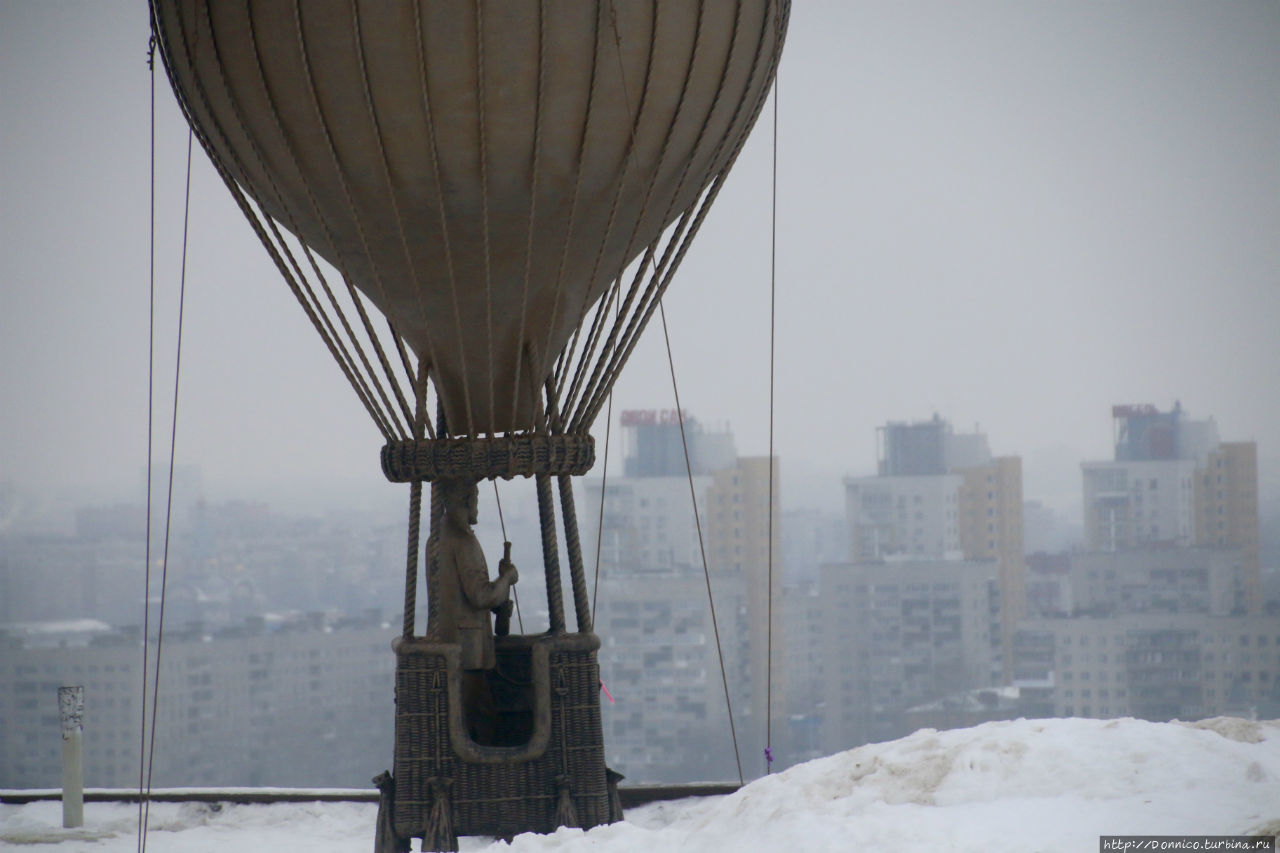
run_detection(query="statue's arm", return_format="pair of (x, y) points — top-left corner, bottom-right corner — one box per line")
(458, 549), (514, 611)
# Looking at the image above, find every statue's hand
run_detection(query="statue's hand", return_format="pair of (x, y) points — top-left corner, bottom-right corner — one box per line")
(500, 559), (518, 586)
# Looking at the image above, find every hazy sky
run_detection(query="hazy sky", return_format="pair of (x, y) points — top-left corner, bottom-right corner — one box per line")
(2, 1), (1278, 519)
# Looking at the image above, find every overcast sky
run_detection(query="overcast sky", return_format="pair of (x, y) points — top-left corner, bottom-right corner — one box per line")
(2, 1), (1278, 521)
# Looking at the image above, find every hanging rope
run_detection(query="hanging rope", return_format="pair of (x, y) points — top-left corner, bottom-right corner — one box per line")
(139, 122), (194, 853)
(764, 39), (780, 777)
(491, 481), (524, 634)
(590, 387), (614, 622)
(590, 275), (622, 624)
(659, 302), (744, 787)
(136, 36), (158, 853)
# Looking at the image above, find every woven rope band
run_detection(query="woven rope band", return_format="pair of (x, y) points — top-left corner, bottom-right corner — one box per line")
(381, 434), (596, 483)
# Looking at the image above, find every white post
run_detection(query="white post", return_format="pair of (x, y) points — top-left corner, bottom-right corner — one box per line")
(58, 686), (84, 829)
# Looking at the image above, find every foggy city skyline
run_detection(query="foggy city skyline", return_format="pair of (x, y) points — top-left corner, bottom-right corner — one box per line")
(3, 0), (1279, 525)
(3, 0), (1280, 820)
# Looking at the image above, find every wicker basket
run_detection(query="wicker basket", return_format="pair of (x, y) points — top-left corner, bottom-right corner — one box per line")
(391, 632), (612, 842)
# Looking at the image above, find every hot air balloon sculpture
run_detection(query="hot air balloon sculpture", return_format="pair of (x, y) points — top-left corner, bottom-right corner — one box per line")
(151, 1), (786, 847)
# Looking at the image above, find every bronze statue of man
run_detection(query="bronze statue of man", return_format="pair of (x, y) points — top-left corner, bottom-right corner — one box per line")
(435, 477), (518, 742)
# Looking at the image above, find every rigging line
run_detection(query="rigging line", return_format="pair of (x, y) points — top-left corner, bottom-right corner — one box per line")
(141, 125), (194, 853)
(552, 0), (659, 410)
(290, 0), (415, 433)
(137, 35), (157, 853)
(566, 225), (670, 434)
(162, 4), (399, 440)
(660, 301), (744, 787)
(490, 481), (524, 634)
(511, 0), (546, 432)
(572, 190), (702, 434)
(254, 204), (399, 441)
(219, 3), (406, 438)
(293, 3), (412, 432)
(474, 0), (497, 435)
(575, 0), (772, 433)
(765, 50), (779, 777)
(567, 0), (742, 429)
(558, 0), (662, 419)
(590, 388), (614, 622)
(412, 1), (475, 438)
(591, 279), (622, 623)
(539, 0), (604, 426)
(348, 2), (436, 400)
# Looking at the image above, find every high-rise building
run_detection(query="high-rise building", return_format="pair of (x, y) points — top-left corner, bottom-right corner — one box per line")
(818, 559), (1000, 752)
(1012, 613), (1280, 722)
(1025, 548), (1251, 619)
(0, 613), (395, 789)
(581, 411), (782, 780)
(1081, 403), (1260, 613)
(845, 416), (1024, 678)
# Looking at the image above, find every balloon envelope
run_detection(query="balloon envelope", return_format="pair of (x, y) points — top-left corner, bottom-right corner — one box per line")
(154, 0), (785, 435)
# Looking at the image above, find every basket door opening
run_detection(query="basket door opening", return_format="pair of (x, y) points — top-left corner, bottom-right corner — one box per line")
(481, 642), (535, 748)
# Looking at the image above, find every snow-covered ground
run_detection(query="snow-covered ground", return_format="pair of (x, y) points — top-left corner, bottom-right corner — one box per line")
(4, 717), (1278, 852)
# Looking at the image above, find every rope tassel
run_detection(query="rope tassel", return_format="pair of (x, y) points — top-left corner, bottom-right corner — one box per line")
(424, 777), (457, 852)
(553, 775), (579, 830)
(605, 767), (625, 824)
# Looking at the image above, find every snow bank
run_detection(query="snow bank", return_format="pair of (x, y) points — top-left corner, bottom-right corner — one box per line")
(3, 717), (1277, 852)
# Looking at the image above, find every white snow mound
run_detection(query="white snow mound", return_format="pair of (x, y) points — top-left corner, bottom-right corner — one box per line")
(2, 717), (1277, 853)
